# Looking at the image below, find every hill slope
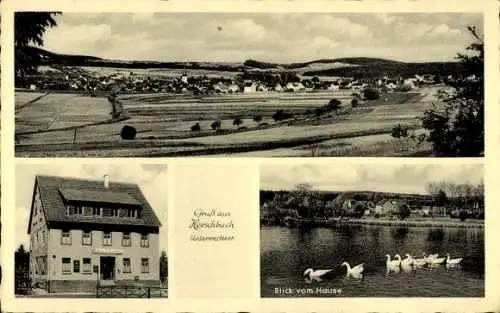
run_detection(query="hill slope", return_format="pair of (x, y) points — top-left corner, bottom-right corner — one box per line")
(29, 47), (464, 77)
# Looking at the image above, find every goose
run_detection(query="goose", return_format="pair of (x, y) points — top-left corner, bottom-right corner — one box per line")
(446, 253), (463, 265)
(341, 262), (364, 277)
(424, 253), (438, 263)
(429, 255), (446, 264)
(412, 254), (428, 267)
(303, 268), (332, 279)
(394, 254), (403, 266)
(401, 254), (414, 267)
(386, 254), (401, 268)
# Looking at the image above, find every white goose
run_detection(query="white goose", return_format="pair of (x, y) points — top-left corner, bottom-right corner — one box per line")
(386, 254), (401, 268)
(424, 253), (438, 263)
(303, 268), (333, 279)
(341, 262), (364, 278)
(401, 254), (414, 267)
(412, 254), (428, 267)
(446, 253), (463, 265)
(429, 254), (446, 264)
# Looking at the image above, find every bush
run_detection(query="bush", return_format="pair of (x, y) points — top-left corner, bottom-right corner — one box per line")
(211, 120), (222, 130)
(315, 107), (324, 116)
(120, 125), (137, 140)
(391, 124), (409, 139)
(396, 84), (412, 92)
(351, 99), (359, 107)
(253, 115), (263, 122)
(363, 88), (380, 100)
(191, 123), (201, 132)
(397, 205), (411, 220)
(459, 210), (468, 221)
(374, 213), (380, 218)
(475, 210), (484, 220)
(233, 117), (243, 126)
(272, 109), (293, 122)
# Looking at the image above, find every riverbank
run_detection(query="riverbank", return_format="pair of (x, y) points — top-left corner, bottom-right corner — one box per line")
(340, 217), (483, 228)
(261, 216), (484, 229)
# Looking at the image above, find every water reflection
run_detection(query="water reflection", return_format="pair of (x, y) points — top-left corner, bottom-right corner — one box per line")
(261, 225), (484, 297)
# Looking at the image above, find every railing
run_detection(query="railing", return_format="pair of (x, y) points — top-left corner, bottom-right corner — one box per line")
(96, 285), (167, 298)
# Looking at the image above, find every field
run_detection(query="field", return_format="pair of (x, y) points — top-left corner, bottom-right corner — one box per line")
(14, 87), (440, 157)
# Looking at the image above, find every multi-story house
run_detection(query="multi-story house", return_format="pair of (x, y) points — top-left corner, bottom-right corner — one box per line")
(28, 175), (162, 293)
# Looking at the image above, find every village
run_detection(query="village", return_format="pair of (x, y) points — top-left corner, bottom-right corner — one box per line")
(19, 64), (447, 96)
(260, 183), (485, 228)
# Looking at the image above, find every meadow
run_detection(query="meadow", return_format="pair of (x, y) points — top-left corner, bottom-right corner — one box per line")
(14, 87), (438, 157)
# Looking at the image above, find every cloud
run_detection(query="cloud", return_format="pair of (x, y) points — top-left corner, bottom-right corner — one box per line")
(261, 164), (483, 195)
(41, 12), (483, 63)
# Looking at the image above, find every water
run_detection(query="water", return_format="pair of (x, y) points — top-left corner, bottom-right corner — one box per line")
(261, 225), (484, 297)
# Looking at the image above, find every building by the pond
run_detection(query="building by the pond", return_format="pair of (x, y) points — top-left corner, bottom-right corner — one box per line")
(28, 175), (162, 293)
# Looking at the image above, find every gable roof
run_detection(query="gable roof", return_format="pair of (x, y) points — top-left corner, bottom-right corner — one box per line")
(59, 188), (141, 206)
(28, 175), (162, 233)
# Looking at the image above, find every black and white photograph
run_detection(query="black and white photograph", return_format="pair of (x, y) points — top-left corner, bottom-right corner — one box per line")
(14, 12), (484, 157)
(260, 163), (484, 297)
(14, 164), (168, 298)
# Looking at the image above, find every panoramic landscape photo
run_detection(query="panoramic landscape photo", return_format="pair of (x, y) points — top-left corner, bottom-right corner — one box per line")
(15, 12), (484, 157)
(260, 163), (484, 297)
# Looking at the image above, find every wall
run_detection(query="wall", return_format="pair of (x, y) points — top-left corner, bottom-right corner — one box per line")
(29, 185), (49, 281)
(47, 228), (159, 282)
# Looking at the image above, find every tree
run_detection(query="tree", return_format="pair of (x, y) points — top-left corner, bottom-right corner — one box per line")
(420, 26), (484, 157)
(210, 120), (222, 131)
(397, 203), (411, 220)
(159, 250), (168, 286)
(15, 12), (61, 85)
(233, 117), (243, 127)
(363, 87), (380, 100)
(325, 98), (342, 114)
(253, 115), (263, 123)
(191, 123), (201, 132)
(434, 189), (448, 207)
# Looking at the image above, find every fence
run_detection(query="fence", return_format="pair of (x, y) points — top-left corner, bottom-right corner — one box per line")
(96, 285), (168, 298)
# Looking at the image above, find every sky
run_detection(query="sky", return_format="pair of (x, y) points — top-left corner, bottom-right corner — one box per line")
(40, 12), (483, 63)
(260, 164), (484, 194)
(15, 164), (168, 252)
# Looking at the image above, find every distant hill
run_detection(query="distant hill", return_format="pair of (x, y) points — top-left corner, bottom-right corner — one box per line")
(30, 47), (465, 78)
(260, 189), (433, 206)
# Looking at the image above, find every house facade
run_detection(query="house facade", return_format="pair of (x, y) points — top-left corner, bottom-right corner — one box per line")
(28, 175), (162, 293)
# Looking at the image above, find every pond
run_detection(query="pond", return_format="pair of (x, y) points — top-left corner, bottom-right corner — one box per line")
(260, 225), (484, 297)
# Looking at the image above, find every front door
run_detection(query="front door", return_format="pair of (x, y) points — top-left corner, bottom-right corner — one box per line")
(100, 257), (115, 280)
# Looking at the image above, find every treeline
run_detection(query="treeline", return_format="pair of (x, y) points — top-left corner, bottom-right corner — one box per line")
(426, 180), (484, 208)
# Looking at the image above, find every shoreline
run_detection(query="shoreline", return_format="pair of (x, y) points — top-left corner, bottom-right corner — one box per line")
(261, 217), (484, 229)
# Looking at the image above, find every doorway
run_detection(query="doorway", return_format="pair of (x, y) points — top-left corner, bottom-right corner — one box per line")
(100, 256), (115, 280)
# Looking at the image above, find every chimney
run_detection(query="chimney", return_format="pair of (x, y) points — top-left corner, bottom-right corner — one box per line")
(104, 175), (110, 191)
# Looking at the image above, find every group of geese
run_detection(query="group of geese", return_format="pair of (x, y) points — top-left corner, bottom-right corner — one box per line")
(303, 253), (463, 280)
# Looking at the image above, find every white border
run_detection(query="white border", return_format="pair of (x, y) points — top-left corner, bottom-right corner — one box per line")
(2, 0), (499, 312)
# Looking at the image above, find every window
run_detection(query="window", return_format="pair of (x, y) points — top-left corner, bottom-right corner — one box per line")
(103, 232), (112, 246)
(93, 207), (101, 216)
(61, 230), (72, 245)
(73, 260), (80, 273)
(119, 208), (128, 218)
(82, 231), (92, 245)
(62, 258), (71, 274)
(83, 206), (92, 216)
(123, 258), (131, 273)
(112, 208), (119, 217)
(141, 258), (149, 273)
(128, 208), (138, 218)
(82, 258), (92, 274)
(122, 232), (131, 247)
(140, 234), (149, 247)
